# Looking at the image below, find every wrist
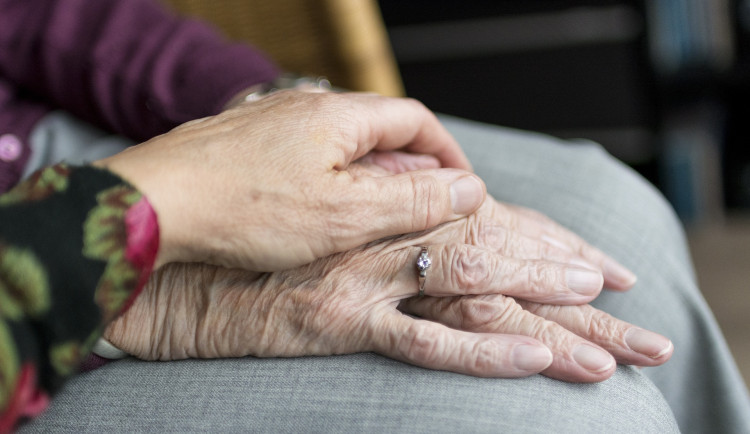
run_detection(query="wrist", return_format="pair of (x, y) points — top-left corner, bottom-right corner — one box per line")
(224, 73), (332, 109)
(91, 156), (169, 268)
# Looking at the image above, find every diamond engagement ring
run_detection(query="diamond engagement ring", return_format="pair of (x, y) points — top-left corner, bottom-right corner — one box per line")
(416, 247), (431, 297)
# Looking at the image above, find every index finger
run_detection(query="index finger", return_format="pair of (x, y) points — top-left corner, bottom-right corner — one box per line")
(496, 202), (637, 290)
(370, 311), (552, 378)
(348, 94), (472, 170)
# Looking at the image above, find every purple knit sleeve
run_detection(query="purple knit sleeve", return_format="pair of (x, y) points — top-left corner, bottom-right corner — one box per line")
(0, 79), (49, 192)
(0, 0), (280, 142)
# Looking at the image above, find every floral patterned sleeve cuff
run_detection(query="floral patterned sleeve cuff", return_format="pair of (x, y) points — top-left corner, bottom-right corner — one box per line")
(0, 164), (159, 432)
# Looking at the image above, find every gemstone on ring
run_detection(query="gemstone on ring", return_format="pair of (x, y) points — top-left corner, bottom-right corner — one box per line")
(417, 250), (432, 274)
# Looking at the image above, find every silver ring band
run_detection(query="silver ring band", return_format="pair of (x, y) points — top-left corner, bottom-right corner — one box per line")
(416, 247), (431, 297)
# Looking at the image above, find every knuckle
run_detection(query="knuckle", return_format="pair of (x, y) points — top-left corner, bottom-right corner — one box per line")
(583, 311), (619, 343)
(522, 303), (614, 350)
(457, 298), (496, 329)
(410, 174), (447, 230)
(534, 318), (582, 353)
(458, 296), (522, 330)
(511, 307), (565, 345)
(495, 298), (531, 332)
(526, 262), (558, 295)
(447, 246), (492, 293)
(466, 339), (500, 373)
(531, 318), (561, 342)
(402, 321), (442, 363)
(471, 222), (510, 253)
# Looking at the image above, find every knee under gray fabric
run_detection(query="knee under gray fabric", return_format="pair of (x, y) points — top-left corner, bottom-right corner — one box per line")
(444, 114), (750, 433)
(20, 112), (750, 433)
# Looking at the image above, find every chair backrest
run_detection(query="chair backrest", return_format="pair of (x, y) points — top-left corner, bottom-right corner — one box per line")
(161, 0), (404, 96)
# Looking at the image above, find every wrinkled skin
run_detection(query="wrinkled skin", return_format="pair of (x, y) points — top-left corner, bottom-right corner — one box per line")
(106, 176), (672, 383)
(95, 91), (486, 271)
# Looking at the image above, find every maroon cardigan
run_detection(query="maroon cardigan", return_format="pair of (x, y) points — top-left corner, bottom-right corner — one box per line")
(0, 0), (280, 192)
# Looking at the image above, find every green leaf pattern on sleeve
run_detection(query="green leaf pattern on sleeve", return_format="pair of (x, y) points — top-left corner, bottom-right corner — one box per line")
(0, 320), (19, 412)
(0, 245), (51, 320)
(0, 165), (70, 206)
(83, 185), (142, 323)
(49, 340), (92, 378)
(0, 245), (49, 415)
(0, 164), (159, 431)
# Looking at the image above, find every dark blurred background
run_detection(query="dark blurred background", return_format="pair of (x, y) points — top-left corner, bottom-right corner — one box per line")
(378, 0), (750, 385)
(379, 0), (750, 222)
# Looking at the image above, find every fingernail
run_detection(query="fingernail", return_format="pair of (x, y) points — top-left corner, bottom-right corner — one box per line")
(603, 257), (637, 288)
(565, 268), (603, 295)
(573, 344), (614, 373)
(625, 328), (673, 358)
(450, 175), (484, 215)
(512, 344), (553, 371)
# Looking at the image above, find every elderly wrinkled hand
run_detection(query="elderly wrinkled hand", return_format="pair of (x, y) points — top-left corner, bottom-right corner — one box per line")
(104, 177), (671, 383)
(94, 91), (484, 271)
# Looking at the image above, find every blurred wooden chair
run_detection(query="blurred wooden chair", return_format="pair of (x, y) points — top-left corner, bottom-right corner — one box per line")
(160, 0), (404, 96)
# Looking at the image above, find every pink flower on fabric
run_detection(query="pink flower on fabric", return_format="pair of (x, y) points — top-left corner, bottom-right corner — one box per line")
(124, 196), (159, 271)
(0, 364), (50, 433)
(123, 197), (159, 309)
(85, 186), (159, 320)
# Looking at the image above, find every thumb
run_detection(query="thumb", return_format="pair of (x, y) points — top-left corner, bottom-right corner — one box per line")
(351, 169), (486, 238)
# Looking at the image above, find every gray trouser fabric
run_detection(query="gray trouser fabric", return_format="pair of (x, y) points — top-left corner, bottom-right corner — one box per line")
(19, 112), (750, 433)
(442, 115), (750, 433)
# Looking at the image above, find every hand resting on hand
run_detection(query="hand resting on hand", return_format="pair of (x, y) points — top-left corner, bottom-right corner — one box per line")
(104, 163), (672, 383)
(95, 91), (485, 271)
